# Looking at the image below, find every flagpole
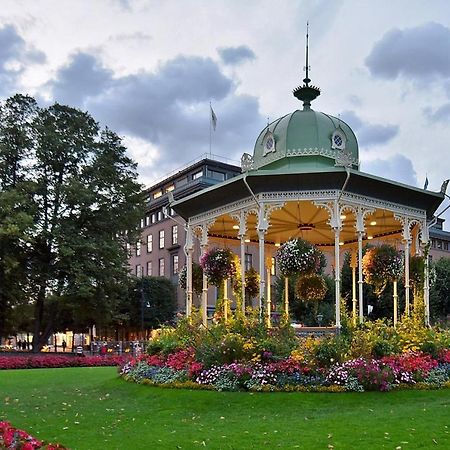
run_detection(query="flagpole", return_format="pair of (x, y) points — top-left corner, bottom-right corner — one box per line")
(209, 101), (212, 158)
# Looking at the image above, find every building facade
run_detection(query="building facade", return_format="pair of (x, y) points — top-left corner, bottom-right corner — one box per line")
(128, 155), (244, 307)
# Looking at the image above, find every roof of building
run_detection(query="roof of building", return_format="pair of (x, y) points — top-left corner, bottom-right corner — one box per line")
(253, 108), (359, 172)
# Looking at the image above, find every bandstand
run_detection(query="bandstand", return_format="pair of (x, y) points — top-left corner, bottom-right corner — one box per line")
(172, 62), (443, 329)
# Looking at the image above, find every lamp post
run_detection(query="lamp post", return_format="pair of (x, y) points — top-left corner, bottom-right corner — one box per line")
(140, 284), (150, 339)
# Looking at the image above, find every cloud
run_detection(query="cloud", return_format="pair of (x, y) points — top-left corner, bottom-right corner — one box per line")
(0, 24), (46, 95)
(340, 110), (399, 148)
(47, 53), (264, 179)
(110, 31), (152, 43)
(218, 45), (256, 66)
(424, 103), (450, 123)
(48, 52), (113, 108)
(365, 22), (450, 82)
(362, 154), (418, 187)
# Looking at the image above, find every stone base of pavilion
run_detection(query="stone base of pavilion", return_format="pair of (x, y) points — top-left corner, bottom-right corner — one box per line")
(291, 324), (338, 337)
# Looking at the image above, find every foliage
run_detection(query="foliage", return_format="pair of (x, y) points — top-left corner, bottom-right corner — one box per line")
(362, 244), (403, 295)
(245, 267), (260, 300)
(0, 354), (127, 370)
(430, 257), (450, 322)
(409, 255), (425, 292)
(295, 274), (327, 301)
(178, 263), (203, 296)
(133, 309), (450, 392)
(200, 247), (236, 286)
(126, 276), (177, 331)
(0, 94), (145, 348)
(0, 421), (67, 449)
(275, 238), (325, 277)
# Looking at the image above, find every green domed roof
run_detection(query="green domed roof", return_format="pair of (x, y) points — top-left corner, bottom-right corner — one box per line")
(252, 108), (359, 172)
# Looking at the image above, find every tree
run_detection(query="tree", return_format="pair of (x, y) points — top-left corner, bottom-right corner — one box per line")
(430, 257), (450, 322)
(0, 95), (145, 350)
(127, 276), (177, 333)
(0, 95), (38, 338)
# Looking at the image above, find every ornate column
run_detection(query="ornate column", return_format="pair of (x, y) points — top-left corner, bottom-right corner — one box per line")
(257, 226), (266, 317)
(350, 250), (357, 326)
(266, 256), (272, 328)
(314, 200), (342, 328)
(421, 222), (430, 326)
(198, 223), (210, 327)
(184, 225), (194, 319)
(231, 210), (248, 316)
(332, 203), (342, 328)
(355, 206), (374, 324)
(395, 214), (420, 317)
(284, 277), (289, 321)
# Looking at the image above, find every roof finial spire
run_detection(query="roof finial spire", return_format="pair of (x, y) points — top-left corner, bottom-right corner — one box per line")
(293, 22), (321, 110)
(304, 21), (310, 85)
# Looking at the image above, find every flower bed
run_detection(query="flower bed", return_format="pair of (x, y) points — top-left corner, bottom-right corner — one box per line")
(120, 315), (450, 393)
(0, 354), (128, 370)
(0, 421), (66, 449)
(120, 350), (450, 392)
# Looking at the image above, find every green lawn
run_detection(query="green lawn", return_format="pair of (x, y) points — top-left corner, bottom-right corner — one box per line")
(0, 367), (449, 449)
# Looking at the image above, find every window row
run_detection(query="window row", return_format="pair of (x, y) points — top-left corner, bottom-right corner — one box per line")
(431, 238), (450, 251)
(140, 208), (176, 228)
(133, 225), (179, 256)
(135, 254), (179, 277)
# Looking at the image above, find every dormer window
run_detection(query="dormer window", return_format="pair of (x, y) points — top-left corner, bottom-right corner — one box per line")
(262, 130), (276, 156)
(331, 129), (346, 150)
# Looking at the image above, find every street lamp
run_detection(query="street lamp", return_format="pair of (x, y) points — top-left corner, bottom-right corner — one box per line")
(140, 284), (151, 339)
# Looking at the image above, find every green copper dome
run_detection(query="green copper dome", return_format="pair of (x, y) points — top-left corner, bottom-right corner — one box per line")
(252, 108), (359, 172)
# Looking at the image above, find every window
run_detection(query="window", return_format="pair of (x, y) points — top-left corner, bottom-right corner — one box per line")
(151, 213), (156, 224)
(136, 241), (141, 256)
(157, 211), (162, 221)
(444, 241), (449, 251)
(159, 258), (165, 276)
(145, 215), (150, 226)
(207, 169), (225, 181)
(126, 242), (131, 257)
(271, 257), (276, 276)
(153, 191), (162, 199)
(245, 253), (253, 271)
(172, 254), (179, 275)
(172, 225), (178, 245)
(147, 261), (152, 276)
(166, 184), (175, 192)
(140, 218), (145, 228)
(192, 170), (203, 180)
(437, 240), (442, 250)
(136, 264), (142, 277)
(159, 230), (165, 249)
(147, 234), (153, 253)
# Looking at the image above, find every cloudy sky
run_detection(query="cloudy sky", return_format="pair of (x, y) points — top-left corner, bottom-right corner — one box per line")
(1, 0), (450, 223)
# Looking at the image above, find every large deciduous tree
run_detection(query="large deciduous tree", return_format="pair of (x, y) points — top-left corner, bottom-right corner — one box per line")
(0, 94), (145, 350)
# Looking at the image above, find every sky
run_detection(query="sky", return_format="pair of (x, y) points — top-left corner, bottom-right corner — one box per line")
(1, 0), (450, 224)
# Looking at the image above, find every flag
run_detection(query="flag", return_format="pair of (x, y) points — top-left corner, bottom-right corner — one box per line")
(424, 176), (429, 190)
(210, 105), (217, 131)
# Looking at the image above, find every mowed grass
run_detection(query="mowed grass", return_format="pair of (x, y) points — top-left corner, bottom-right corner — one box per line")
(0, 367), (449, 449)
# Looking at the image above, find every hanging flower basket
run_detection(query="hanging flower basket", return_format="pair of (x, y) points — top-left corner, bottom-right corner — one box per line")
(295, 274), (327, 301)
(200, 247), (237, 287)
(362, 244), (403, 294)
(245, 267), (260, 299)
(275, 238), (324, 277)
(179, 263), (204, 296)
